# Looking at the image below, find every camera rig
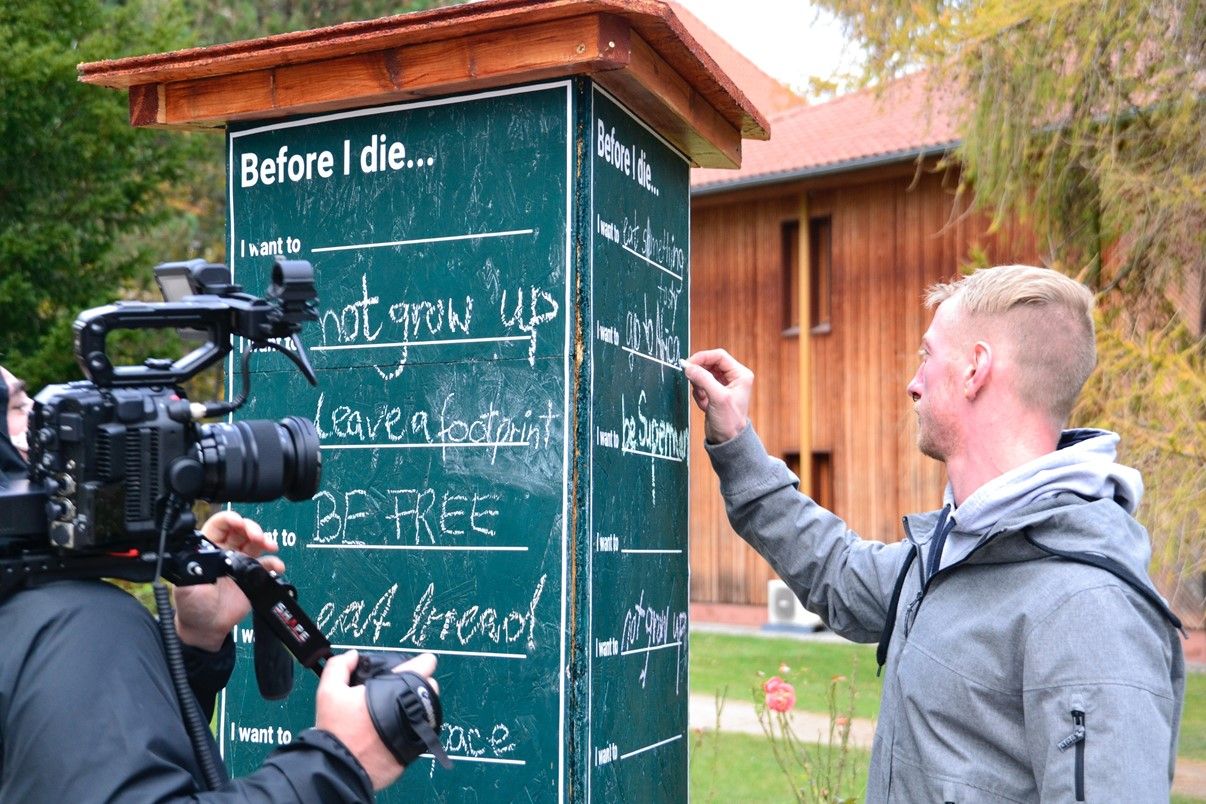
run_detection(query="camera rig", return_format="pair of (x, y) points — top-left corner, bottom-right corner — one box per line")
(2, 258), (322, 556)
(0, 258), (449, 786)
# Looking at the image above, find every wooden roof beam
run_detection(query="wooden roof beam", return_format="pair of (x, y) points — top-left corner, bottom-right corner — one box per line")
(80, 0), (766, 169)
(130, 15), (631, 131)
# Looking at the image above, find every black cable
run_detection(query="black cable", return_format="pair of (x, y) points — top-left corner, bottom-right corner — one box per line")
(152, 495), (227, 791)
(203, 345), (254, 418)
(154, 583), (227, 790)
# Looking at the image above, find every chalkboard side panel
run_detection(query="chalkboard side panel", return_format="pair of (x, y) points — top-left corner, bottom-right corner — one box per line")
(586, 84), (692, 804)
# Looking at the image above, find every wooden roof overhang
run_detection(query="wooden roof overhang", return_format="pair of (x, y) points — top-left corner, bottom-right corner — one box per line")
(77, 0), (769, 169)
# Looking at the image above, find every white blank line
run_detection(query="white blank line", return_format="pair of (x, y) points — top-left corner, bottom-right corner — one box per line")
(421, 753), (526, 766)
(621, 447), (685, 463)
(621, 243), (683, 281)
(619, 640), (682, 657)
(330, 643), (527, 660)
(323, 442), (529, 450)
(620, 549), (683, 555)
(313, 335), (528, 352)
(312, 228), (534, 253)
(619, 734), (683, 760)
(622, 346), (682, 371)
(308, 544), (528, 552)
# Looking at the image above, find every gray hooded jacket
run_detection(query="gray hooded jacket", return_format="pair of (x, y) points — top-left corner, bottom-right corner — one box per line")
(706, 426), (1184, 803)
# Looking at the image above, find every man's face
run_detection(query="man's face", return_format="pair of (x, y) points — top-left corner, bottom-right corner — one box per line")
(906, 298), (966, 462)
(2, 367), (32, 459)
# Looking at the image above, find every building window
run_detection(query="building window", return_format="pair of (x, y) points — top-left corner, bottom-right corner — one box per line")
(809, 216), (832, 333)
(785, 452), (801, 481)
(811, 452), (834, 510)
(784, 452), (833, 509)
(781, 219), (800, 334)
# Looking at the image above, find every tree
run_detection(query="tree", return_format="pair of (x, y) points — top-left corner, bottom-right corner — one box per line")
(814, 0), (1205, 619)
(0, 1), (460, 393)
(179, 0), (460, 47)
(0, 0), (204, 390)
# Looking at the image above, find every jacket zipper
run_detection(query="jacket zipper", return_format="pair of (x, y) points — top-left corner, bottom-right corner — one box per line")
(898, 516), (985, 636)
(891, 516), (1008, 647)
(899, 519), (926, 636)
(1057, 709), (1086, 801)
(902, 586), (926, 635)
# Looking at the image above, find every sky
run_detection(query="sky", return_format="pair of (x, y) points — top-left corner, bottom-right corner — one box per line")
(674, 0), (863, 96)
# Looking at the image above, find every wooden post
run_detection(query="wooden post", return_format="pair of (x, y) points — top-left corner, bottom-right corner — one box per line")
(797, 193), (813, 497)
(80, 2), (766, 803)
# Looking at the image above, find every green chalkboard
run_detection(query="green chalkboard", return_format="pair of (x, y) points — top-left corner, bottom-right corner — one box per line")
(585, 88), (691, 802)
(221, 82), (573, 803)
(218, 79), (690, 803)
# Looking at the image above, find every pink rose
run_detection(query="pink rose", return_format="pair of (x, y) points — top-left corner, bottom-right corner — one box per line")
(763, 676), (796, 712)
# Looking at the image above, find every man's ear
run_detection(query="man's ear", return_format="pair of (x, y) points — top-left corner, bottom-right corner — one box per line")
(963, 341), (992, 400)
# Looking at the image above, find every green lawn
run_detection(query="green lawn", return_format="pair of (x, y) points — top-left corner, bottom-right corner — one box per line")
(1181, 665), (1206, 761)
(690, 730), (870, 804)
(689, 731), (1206, 804)
(689, 631), (882, 720)
(689, 629), (1206, 762)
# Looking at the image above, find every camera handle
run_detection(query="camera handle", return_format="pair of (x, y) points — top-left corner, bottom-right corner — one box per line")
(165, 543), (331, 693)
(75, 300), (240, 388)
(73, 298), (318, 391)
(170, 543), (452, 771)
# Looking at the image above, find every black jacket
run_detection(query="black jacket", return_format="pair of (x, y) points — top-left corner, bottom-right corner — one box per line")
(0, 579), (374, 802)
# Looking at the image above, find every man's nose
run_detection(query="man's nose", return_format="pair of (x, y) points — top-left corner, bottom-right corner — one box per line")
(906, 375), (921, 402)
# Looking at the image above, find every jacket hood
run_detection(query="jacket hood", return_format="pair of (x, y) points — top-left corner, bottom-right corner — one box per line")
(946, 428), (1143, 526)
(911, 429), (1151, 578)
(0, 377), (29, 475)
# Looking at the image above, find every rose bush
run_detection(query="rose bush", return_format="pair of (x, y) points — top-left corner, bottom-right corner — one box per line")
(763, 675), (797, 712)
(752, 662), (863, 802)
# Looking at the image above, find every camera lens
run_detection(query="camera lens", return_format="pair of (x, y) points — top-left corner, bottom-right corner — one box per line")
(195, 416), (321, 502)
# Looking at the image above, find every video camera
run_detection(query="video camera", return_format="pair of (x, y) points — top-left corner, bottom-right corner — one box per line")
(1, 258), (321, 558)
(0, 259), (449, 784)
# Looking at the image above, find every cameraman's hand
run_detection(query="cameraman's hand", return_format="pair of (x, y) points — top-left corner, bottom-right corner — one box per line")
(174, 510), (284, 652)
(682, 349), (754, 444)
(317, 650), (440, 791)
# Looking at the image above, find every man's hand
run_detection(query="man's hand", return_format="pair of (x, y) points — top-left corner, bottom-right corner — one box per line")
(317, 651), (440, 791)
(174, 510), (284, 652)
(681, 349), (754, 444)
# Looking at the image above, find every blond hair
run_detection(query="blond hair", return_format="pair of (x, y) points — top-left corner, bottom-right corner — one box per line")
(926, 265), (1096, 426)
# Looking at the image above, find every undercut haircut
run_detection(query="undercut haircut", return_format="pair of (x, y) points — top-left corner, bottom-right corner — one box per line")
(925, 265), (1096, 427)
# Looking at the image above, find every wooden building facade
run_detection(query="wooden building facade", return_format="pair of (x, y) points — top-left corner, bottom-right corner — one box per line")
(686, 75), (1042, 608)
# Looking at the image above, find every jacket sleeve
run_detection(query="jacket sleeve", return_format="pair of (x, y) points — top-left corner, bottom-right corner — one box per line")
(705, 424), (911, 643)
(1022, 583), (1181, 802)
(0, 581), (375, 804)
(181, 635), (235, 724)
(213, 729), (376, 804)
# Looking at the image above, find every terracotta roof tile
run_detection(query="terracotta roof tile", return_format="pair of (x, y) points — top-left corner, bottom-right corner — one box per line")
(692, 70), (962, 191)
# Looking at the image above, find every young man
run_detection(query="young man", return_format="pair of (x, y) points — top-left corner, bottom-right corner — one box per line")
(683, 265), (1184, 801)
